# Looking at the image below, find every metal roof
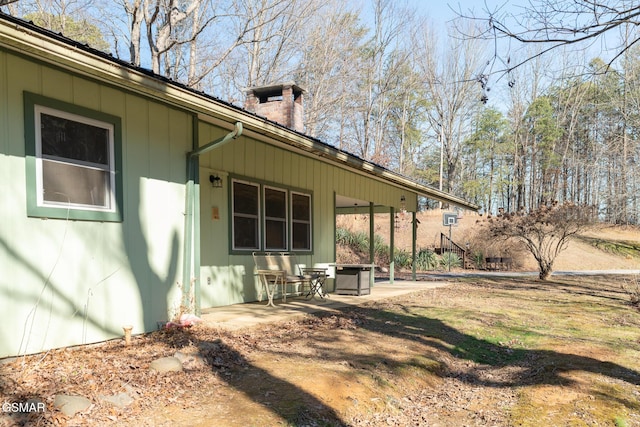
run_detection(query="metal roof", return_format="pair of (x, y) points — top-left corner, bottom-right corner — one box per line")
(0, 12), (479, 211)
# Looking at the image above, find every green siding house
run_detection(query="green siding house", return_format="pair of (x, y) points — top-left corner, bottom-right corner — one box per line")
(0, 13), (477, 358)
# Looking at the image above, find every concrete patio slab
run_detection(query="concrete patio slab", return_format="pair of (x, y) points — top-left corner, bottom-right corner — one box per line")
(199, 280), (448, 330)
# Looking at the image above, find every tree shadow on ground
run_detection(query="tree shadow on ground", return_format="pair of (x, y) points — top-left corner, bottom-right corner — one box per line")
(322, 278), (640, 390)
(152, 277), (640, 425)
(156, 327), (347, 426)
(475, 275), (634, 304)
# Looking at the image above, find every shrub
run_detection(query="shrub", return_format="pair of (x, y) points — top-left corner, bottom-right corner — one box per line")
(416, 248), (437, 270)
(621, 275), (640, 310)
(471, 251), (485, 269)
(439, 252), (462, 269)
(394, 250), (412, 269)
(484, 202), (594, 280)
(459, 222), (527, 271)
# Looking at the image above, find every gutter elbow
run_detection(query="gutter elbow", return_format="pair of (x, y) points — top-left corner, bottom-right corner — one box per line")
(232, 121), (243, 139)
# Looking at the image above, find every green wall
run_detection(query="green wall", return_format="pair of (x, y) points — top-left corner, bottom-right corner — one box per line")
(0, 48), (191, 357)
(197, 121), (413, 307)
(0, 28), (419, 357)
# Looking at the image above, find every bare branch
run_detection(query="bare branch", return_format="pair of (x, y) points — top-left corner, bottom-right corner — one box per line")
(484, 202), (595, 279)
(458, 1), (640, 84)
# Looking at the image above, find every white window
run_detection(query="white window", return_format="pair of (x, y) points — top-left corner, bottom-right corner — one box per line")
(291, 192), (312, 251)
(230, 179), (312, 252)
(264, 186), (288, 251)
(35, 106), (116, 211)
(232, 180), (260, 250)
(25, 92), (123, 222)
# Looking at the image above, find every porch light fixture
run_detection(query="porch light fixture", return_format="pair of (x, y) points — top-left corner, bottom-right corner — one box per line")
(209, 174), (222, 188)
(400, 195), (406, 214)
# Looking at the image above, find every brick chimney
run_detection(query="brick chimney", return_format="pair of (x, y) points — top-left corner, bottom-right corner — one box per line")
(244, 82), (305, 133)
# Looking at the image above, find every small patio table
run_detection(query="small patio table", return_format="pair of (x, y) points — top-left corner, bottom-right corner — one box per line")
(302, 268), (328, 300)
(256, 269), (286, 307)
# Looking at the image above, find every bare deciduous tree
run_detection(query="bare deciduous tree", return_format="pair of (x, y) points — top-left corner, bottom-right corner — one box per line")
(235, 0), (320, 87)
(122, 0), (144, 66)
(296, 4), (365, 141)
(485, 202), (594, 280)
(418, 21), (486, 194)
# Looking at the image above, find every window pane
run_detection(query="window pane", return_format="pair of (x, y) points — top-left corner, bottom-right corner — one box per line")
(292, 193), (310, 221)
(42, 159), (109, 207)
(233, 181), (259, 250)
(265, 219), (286, 250)
(291, 193), (311, 250)
(265, 188), (286, 218)
(41, 113), (109, 165)
(26, 94), (121, 221)
(233, 217), (259, 249)
(233, 182), (258, 215)
(292, 222), (310, 250)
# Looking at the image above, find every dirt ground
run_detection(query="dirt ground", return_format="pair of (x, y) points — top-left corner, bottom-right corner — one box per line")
(2, 275), (639, 426)
(2, 216), (639, 426)
(1, 288), (517, 427)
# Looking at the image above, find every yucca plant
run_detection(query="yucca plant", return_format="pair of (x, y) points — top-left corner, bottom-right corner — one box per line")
(393, 250), (412, 269)
(439, 252), (462, 269)
(416, 248), (437, 270)
(351, 231), (370, 252)
(336, 227), (350, 245)
(373, 234), (389, 257)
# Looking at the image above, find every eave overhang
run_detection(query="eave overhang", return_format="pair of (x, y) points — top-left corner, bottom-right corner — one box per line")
(0, 13), (479, 212)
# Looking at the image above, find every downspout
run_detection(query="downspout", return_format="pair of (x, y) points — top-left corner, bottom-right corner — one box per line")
(183, 121), (243, 315)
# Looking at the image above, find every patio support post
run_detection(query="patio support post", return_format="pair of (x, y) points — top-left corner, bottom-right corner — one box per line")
(389, 207), (395, 284)
(369, 202), (375, 288)
(412, 211), (417, 281)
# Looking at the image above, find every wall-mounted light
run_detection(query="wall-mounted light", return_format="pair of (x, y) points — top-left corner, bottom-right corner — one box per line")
(209, 174), (222, 188)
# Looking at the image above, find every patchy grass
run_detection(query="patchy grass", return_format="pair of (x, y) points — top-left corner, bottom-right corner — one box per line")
(377, 275), (640, 426)
(2, 275), (640, 426)
(579, 235), (640, 259)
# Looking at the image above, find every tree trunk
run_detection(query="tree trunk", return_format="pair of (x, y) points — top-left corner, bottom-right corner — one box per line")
(127, 0), (144, 66)
(538, 260), (553, 280)
(187, 3), (200, 88)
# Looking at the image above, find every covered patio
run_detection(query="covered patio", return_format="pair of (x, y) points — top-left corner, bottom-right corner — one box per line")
(335, 190), (477, 285)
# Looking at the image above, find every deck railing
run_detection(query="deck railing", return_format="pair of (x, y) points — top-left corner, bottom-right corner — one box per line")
(439, 233), (467, 268)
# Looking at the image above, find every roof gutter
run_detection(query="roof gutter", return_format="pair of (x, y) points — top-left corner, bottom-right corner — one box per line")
(196, 115), (479, 212)
(1, 14), (478, 212)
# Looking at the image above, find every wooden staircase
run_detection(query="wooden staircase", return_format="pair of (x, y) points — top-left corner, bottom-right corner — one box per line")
(438, 233), (473, 269)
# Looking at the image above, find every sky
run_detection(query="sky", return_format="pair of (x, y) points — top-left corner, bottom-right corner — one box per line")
(404, 0), (626, 108)
(418, 0), (621, 62)
(413, 1), (510, 27)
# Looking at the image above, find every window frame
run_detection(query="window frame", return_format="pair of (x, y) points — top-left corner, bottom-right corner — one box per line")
(263, 185), (288, 251)
(231, 179), (261, 251)
(229, 177), (313, 254)
(291, 191), (312, 251)
(24, 92), (123, 222)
